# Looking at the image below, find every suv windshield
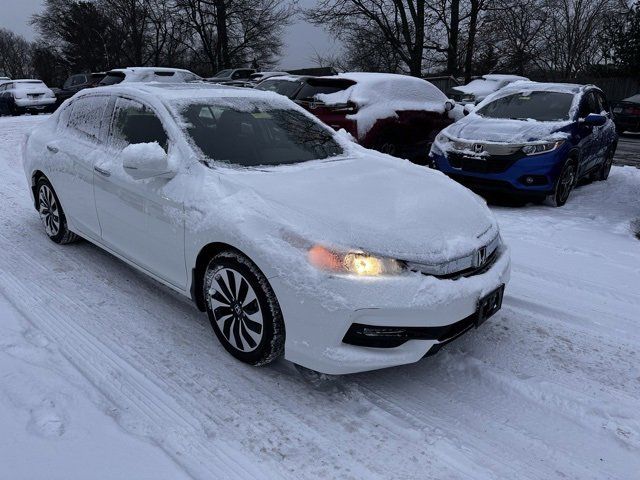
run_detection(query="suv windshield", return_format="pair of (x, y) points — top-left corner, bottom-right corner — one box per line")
(214, 69), (232, 78)
(476, 91), (574, 121)
(176, 101), (343, 167)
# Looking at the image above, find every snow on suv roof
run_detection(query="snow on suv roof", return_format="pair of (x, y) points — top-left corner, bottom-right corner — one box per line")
(105, 67), (201, 83)
(482, 74), (529, 82)
(496, 80), (589, 95)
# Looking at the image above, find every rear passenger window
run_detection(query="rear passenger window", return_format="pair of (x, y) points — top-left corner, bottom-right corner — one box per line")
(109, 97), (168, 151)
(66, 96), (110, 142)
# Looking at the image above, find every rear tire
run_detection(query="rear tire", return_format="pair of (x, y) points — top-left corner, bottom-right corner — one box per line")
(36, 178), (80, 244)
(546, 160), (577, 207)
(203, 250), (285, 366)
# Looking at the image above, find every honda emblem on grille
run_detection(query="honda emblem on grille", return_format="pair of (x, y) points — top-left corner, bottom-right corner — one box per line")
(473, 143), (484, 154)
(475, 246), (488, 267)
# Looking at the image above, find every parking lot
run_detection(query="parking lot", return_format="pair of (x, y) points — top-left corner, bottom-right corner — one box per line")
(615, 133), (640, 166)
(1, 114), (639, 479)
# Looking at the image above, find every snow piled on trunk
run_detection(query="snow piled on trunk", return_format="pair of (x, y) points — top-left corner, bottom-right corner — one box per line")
(316, 73), (449, 137)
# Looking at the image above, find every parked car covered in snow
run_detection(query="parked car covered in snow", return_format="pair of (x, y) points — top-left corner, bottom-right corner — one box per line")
(53, 72), (106, 106)
(0, 79), (56, 115)
(23, 82), (509, 374)
(430, 81), (618, 206)
(98, 67), (201, 86)
(256, 72), (455, 163)
(205, 68), (255, 84)
(449, 74), (529, 105)
(612, 93), (640, 134)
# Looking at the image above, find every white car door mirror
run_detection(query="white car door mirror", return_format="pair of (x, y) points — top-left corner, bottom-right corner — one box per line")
(122, 142), (175, 180)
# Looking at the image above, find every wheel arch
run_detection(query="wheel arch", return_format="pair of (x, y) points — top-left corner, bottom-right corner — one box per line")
(190, 242), (263, 312)
(31, 170), (48, 210)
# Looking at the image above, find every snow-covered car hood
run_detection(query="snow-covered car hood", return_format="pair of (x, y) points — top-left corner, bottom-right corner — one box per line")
(444, 114), (569, 143)
(217, 154), (498, 264)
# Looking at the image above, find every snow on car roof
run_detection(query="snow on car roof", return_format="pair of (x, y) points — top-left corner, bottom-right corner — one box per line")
(482, 74), (529, 82)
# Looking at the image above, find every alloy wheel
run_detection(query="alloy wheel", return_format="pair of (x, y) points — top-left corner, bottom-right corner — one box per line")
(557, 164), (575, 204)
(38, 184), (60, 237)
(207, 268), (264, 352)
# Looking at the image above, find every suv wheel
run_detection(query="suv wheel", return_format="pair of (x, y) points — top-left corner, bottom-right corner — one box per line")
(547, 161), (576, 207)
(596, 149), (614, 181)
(36, 178), (80, 244)
(203, 250), (285, 366)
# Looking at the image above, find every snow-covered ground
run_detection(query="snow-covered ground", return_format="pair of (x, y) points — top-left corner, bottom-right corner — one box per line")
(1, 115), (638, 479)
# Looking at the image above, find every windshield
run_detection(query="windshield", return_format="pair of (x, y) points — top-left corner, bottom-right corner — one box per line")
(214, 69), (232, 78)
(177, 101), (343, 167)
(476, 91), (574, 121)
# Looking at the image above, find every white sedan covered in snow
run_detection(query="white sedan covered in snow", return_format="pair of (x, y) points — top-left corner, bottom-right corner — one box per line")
(23, 83), (510, 374)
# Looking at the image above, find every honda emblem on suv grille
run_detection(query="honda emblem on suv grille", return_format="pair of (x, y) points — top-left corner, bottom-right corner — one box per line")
(473, 143), (484, 154)
(475, 246), (488, 267)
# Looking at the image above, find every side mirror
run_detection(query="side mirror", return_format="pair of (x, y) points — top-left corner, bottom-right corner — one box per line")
(444, 100), (455, 112)
(463, 104), (475, 116)
(582, 113), (606, 127)
(122, 142), (175, 180)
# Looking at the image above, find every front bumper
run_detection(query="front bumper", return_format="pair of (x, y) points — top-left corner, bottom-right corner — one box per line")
(271, 245), (510, 374)
(429, 145), (567, 196)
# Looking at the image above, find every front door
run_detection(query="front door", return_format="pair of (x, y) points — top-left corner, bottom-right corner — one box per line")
(93, 96), (187, 289)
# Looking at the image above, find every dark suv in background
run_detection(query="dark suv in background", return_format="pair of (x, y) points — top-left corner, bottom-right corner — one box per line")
(53, 72), (105, 106)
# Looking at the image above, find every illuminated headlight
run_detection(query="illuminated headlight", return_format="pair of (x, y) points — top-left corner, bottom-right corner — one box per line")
(522, 140), (564, 155)
(308, 245), (403, 276)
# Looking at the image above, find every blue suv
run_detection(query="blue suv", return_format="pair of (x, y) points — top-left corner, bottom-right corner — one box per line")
(429, 82), (618, 206)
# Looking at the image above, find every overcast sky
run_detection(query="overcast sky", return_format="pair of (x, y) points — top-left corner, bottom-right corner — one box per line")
(0, 0), (339, 70)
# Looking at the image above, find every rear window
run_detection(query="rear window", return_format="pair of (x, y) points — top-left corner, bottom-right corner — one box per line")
(295, 79), (355, 101)
(99, 72), (125, 86)
(255, 79), (303, 99)
(15, 81), (46, 90)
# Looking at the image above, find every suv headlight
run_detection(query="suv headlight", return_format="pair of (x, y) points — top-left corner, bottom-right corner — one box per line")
(436, 133), (451, 144)
(522, 140), (564, 155)
(308, 245), (404, 276)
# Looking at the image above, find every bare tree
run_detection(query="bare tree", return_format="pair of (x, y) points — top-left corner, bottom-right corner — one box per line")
(0, 28), (33, 78)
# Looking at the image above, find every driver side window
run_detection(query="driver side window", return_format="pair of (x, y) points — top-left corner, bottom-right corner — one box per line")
(109, 97), (168, 151)
(578, 92), (598, 119)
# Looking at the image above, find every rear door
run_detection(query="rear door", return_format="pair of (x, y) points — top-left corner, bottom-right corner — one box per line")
(46, 95), (112, 239)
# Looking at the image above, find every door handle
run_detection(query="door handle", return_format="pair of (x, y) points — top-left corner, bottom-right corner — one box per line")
(94, 166), (111, 177)
(46, 144), (58, 153)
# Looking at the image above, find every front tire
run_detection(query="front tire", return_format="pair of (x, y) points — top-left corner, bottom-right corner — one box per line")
(596, 149), (614, 181)
(203, 250), (285, 366)
(547, 160), (577, 207)
(36, 178), (79, 244)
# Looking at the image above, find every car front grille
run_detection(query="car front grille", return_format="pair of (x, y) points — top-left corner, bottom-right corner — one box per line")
(404, 234), (501, 280)
(447, 151), (525, 173)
